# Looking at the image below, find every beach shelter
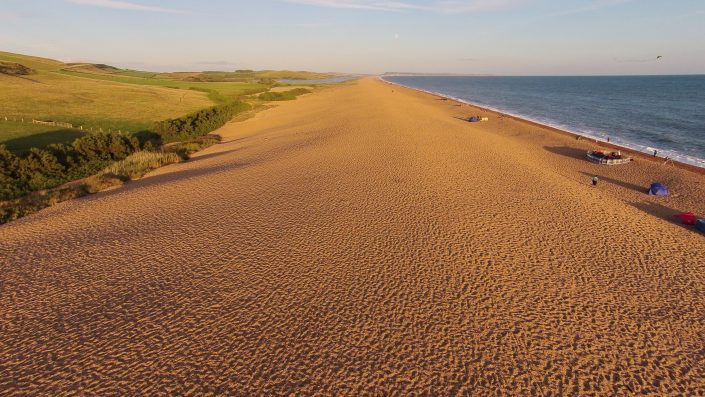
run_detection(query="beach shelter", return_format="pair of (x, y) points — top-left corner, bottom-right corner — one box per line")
(648, 182), (669, 196)
(468, 116), (479, 122)
(696, 219), (705, 234)
(674, 212), (697, 225)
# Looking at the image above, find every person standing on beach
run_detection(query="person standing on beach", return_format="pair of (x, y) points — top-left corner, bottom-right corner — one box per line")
(592, 175), (599, 186)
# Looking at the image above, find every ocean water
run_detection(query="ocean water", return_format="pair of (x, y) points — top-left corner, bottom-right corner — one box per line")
(383, 75), (705, 168)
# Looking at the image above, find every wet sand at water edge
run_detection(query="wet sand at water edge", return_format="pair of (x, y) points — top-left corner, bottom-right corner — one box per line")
(1, 77), (705, 395)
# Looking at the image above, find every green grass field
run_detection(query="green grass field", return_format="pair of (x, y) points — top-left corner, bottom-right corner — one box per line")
(0, 51), (335, 153)
(0, 121), (85, 154)
(0, 52), (216, 140)
(0, 72), (214, 130)
(58, 70), (268, 103)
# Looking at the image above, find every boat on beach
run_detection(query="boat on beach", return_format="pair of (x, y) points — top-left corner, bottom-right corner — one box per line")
(468, 116), (489, 122)
(586, 150), (632, 165)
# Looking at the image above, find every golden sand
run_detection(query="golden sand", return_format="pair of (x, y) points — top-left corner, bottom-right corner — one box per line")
(1, 78), (704, 395)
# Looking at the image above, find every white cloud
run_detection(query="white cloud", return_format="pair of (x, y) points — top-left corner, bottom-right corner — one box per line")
(283, 0), (531, 12)
(284, 0), (642, 14)
(547, 0), (635, 17)
(283, 0), (427, 11)
(67, 0), (183, 13)
(436, 0), (531, 13)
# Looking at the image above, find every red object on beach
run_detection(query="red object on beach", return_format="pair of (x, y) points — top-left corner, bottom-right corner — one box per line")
(674, 212), (697, 225)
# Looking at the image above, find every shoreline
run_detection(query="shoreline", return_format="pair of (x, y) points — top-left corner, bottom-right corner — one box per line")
(379, 76), (705, 176)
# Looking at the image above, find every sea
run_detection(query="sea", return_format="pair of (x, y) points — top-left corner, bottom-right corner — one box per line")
(382, 75), (705, 168)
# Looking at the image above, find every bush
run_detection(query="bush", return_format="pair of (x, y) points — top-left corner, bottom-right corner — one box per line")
(0, 151), (181, 224)
(83, 173), (123, 194)
(163, 134), (220, 159)
(0, 185), (89, 224)
(0, 131), (142, 201)
(154, 101), (250, 143)
(258, 88), (310, 102)
(133, 130), (163, 149)
(0, 61), (35, 76)
(20, 148), (66, 191)
(0, 145), (23, 200)
(101, 151), (181, 180)
(71, 132), (139, 160)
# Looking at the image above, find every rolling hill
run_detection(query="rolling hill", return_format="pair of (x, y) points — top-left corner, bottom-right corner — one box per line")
(0, 51), (334, 153)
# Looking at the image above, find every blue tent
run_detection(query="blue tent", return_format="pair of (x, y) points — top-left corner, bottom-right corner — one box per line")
(648, 182), (669, 196)
(468, 116), (479, 122)
(696, 219), (705, 234)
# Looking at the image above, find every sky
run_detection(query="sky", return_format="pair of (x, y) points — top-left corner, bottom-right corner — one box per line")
(1, 0), (704, 75)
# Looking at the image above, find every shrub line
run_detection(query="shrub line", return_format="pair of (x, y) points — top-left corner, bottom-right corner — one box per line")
(1, 85), (315, 224)
(0, 104), (246, 224)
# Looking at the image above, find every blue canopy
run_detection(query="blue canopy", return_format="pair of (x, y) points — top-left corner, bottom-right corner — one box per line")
(696, 219), (705, 234)
(648, 182), (669, 196)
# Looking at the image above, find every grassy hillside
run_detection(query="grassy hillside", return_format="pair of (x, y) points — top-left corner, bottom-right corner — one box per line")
(0, 51), (64, 71)
(55, 69), (331, 102)
(0, 72), (213, 130)
(0, 51), (215, 149)
(57, 70), (267, 103)
(0, 51), (333, 154)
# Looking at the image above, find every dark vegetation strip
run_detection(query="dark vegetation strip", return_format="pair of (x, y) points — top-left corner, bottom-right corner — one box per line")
(0, 102), (249, 224)
(155, 101), (250, 142)
(258, 88), (310, 101)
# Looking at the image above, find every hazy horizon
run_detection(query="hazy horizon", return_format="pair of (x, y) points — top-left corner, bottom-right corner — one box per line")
(2, 0), (704, 75)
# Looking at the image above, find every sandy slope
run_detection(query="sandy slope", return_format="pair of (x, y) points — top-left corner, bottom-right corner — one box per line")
(1, 78), (704, 396)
